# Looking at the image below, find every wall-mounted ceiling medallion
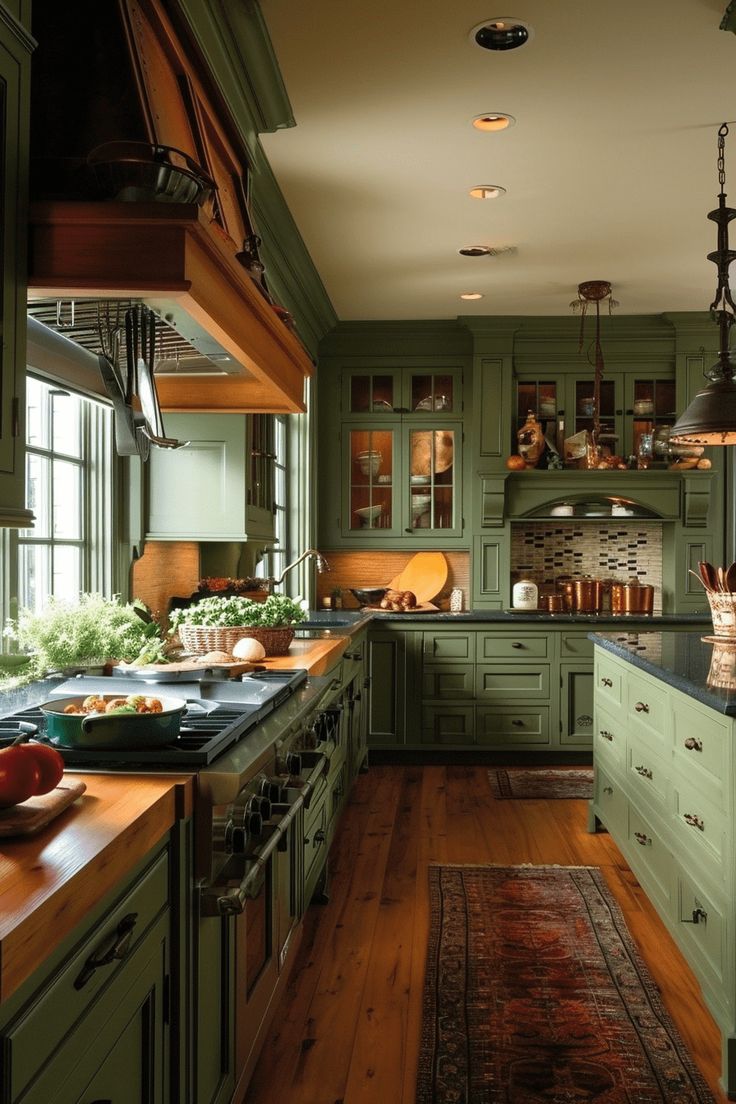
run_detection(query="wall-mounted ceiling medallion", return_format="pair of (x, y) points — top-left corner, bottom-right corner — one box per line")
(469, 18), (533, 51)
(469, 185), (506, 200)
(460, 292), (484, 300)
(472, 112), (516, 131)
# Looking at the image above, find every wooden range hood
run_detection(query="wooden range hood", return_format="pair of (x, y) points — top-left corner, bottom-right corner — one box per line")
(27, 0), (313, 414)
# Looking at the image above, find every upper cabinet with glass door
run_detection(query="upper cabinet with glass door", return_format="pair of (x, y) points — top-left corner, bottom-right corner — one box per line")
(513, 369), (676, 467)
(342, 367), (463, 418)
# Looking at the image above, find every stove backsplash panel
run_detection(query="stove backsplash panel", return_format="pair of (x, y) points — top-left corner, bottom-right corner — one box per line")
(511, 522), (663, 605)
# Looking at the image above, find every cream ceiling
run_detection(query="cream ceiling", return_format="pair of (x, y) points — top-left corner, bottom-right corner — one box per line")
(258, 0), (736, 321)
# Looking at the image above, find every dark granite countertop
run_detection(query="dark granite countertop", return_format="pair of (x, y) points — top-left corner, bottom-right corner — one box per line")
(368, 611), (710, 624)
(590, 630), (736, 715)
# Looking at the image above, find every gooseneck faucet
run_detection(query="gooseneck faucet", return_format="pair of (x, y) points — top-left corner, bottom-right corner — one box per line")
(268, 549), (330, 592)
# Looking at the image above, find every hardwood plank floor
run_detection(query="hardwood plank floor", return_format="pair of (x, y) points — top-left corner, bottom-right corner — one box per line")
(243, 764), (729, 1103)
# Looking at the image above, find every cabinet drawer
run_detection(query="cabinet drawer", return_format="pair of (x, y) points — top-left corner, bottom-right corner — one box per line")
(479, 632), (548, 660)
(476, 664), (550, 700)
(594, 651), (624, 712)
(476, 705), (551, 746)
(594, 705), (625, 770)
(561, 632), (594, 660)
(625, 671), (669, 754)
(675, 867), (727, 998)
(627, 802), (673, 913)
(626, 741), (667, 816)
(594, 764), (627, 838)
(672, 697), (730, 812)
(421, 705), (475, 745)
(672, 776), (727, 890)
(422, 631), (475, 662)
(7, 847), (170, 1100)
(422, 663), (475, 700)
(304, 796), (328, 899)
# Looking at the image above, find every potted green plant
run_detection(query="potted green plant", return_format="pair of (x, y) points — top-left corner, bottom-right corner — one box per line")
(3, 594), (163, 686)
(168, 594), (306, 657)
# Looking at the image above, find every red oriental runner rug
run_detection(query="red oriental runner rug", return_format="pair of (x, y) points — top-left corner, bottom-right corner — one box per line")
(489, 766), (593, 800)
(417, 865), (715, 1104)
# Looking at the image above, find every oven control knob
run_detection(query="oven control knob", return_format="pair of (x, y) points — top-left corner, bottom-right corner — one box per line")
(285, 752), (302, 776)
(253, 795), (272, 821)
(244, 809), (263, 838)
(259, 778), (282, 803)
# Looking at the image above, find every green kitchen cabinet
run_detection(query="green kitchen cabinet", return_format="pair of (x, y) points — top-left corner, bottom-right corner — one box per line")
(0, 843), (174, 1104)
(560, 664), (595, 745)
(0, 5), (33, 528)
(146, 413), (276, 542)
(341, 366), (463, 419)
(367, 628), (412, 746)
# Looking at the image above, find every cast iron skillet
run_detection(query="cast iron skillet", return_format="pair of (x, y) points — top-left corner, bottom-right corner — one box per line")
(40, 694), (190, 750)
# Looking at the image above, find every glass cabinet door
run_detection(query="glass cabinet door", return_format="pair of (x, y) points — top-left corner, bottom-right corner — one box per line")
(343, 371), (399, 416)
(626, 376), (677, 460)
(345, 425), (397, 533)
(407, 427), (460, 533)
(406, 371), (460, 415)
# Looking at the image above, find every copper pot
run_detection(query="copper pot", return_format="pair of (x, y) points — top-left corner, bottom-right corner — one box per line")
(610, 580), (654, 615)
(571, 577), (604, 613)
(555, 580), (576, 611)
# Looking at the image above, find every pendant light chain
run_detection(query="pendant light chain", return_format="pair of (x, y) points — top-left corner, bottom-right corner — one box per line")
(718, 123), (728, 193)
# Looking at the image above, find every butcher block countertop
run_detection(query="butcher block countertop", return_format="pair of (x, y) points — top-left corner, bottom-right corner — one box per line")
(0, 772), (192, 1003)
(260, 635), (350, 675)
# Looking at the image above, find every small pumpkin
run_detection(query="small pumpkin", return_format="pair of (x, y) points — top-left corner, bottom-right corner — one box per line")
(506, 454), (527, 471)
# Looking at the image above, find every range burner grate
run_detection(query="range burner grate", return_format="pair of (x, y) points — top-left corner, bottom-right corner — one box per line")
(3, 703), (259, 768)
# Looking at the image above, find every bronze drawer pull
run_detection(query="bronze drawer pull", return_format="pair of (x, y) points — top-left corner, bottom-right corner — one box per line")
(684, 737), (703, 752)
(601, 677), (613, 687)
(511, 719), (525, 727)
(683, 907), (708, 924)
(635, 764), (653, 779)
(603, 786), (613, 795)
(634, 701), (650, 714)
(73, 912), (138, 990)
(599, 730), (614, 741)
(511, 641), (524, 649)
(684, 813), (705, 831)
(634, 831), (651, 846)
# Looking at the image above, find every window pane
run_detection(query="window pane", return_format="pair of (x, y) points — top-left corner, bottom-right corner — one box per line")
(25, 376), (50, 449)
(53, 546), (82, 601)
(52, 391), (82, 457)
(53, 460), (82, 538)
(18, 544), (51, 613)
(24, 452), (50, 538)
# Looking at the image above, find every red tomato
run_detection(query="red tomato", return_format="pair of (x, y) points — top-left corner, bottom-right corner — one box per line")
(26, 741), (65, 794)
(0, 745), (41, 807)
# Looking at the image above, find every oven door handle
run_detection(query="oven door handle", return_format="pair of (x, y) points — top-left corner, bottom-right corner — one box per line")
(300, 752), (329, 808)
(209, 797), (305, 916)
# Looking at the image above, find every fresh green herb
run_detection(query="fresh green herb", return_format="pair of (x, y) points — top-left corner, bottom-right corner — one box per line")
(4, 594), (164, 678)
(168, 594), (307, 631)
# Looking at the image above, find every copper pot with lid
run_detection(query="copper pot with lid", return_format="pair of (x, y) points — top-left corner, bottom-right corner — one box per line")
(570, 576), (604, 613)
(610, 579), (654, 615)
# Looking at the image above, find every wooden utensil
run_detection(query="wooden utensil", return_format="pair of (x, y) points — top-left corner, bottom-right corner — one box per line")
(726, 562), (736, 593)
(386, 551), (448, 605)
(699, 561), (717, 591)
(718, 566), (727, 593)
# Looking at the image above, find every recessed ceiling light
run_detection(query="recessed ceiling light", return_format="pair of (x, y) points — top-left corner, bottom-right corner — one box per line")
(460, 292), (484, 300)
(472, 112), (515, 132)
(459, 246), (492, 257)
(469, 185), (506, 200)
(470, 17), (533, 51)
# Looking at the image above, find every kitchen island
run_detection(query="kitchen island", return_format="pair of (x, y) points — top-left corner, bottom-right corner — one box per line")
(590, 629), (736, 1098)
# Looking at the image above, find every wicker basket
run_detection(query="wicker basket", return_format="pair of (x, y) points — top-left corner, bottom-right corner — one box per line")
(177, 624), (295, 657)
(706, 592), (736, 639)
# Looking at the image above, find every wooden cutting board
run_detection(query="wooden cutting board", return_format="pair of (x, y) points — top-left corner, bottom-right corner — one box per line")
(366, 601), (439, 613)
(113, 660), (266, 680)
(387, 552), (448, 605)
(0, 781), (87, 837)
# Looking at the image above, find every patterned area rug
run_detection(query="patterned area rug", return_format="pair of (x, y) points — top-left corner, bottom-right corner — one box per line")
(417, 865), (715, 1104)
(489, 766), (594, 799)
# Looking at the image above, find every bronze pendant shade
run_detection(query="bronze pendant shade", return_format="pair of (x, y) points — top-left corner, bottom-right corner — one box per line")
(671, 123), (736, 445)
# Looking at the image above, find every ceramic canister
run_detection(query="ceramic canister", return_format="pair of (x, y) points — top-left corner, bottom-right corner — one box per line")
(512, 579), (539, 610)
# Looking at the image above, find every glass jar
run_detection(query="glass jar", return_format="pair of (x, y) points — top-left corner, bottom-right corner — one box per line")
(637, 432), (654, 470)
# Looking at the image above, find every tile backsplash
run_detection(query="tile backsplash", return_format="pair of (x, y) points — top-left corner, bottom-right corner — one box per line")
(511, 523), (663, 607)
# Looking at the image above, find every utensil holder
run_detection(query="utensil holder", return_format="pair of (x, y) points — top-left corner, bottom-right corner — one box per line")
(706, 592), (736, 639)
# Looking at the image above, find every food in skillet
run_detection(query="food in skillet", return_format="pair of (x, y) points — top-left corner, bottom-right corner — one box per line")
(63, 694), (163, 716)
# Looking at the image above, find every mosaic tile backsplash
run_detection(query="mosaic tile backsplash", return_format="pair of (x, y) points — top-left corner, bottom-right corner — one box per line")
(511, 523), (663, 608)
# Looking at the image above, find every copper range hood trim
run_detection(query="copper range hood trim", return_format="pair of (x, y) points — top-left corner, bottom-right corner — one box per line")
(28, 200), (313, 414)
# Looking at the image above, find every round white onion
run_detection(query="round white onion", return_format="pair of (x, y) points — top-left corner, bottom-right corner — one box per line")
(232, 637), (267, 661)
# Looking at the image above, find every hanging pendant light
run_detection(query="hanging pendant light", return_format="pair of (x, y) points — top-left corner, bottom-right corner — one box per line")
(570, 279), (618, 447)
(670, 123), (736, 445)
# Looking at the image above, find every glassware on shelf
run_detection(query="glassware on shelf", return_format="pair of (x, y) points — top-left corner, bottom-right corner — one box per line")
(637, 431), (654, 470)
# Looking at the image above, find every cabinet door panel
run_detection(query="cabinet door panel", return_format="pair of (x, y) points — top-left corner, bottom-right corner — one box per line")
(343, 423), (400, 536)
(560, 665), (594, 745)
(476, 664), (550, 699)
(476, 705), (550, 746)
(422, 664), (475, 700)
(367, 632), (405, 744)
(422, 632), (475, 661)
(421, 705), (475, 745)
(479, 632), (547, 660)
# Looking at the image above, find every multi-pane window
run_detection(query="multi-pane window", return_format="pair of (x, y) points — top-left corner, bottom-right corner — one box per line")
(12, 376), (113, 615)
(252, 413), (289, 580)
